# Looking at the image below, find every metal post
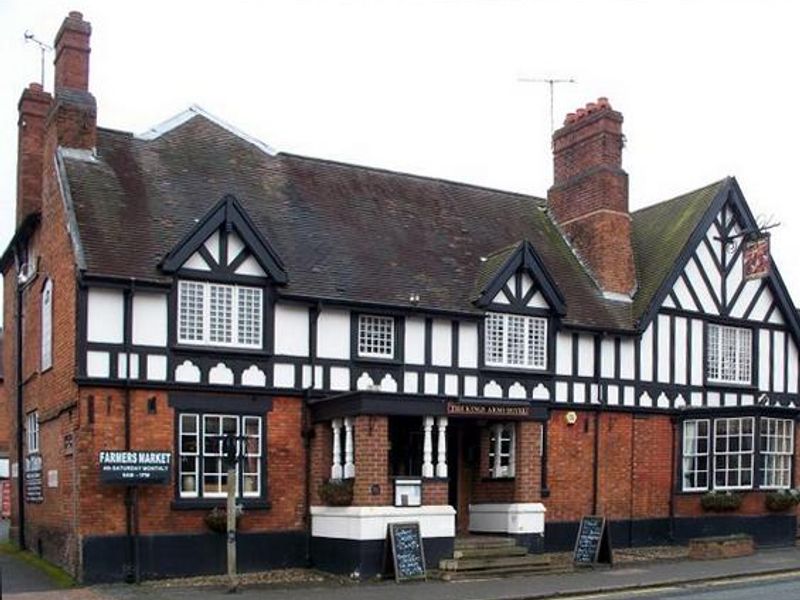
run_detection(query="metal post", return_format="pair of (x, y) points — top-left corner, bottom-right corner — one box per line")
(226, 463), (238, 593)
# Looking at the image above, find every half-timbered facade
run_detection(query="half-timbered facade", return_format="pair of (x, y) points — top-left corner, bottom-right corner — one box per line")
(3, 12), (800, 582)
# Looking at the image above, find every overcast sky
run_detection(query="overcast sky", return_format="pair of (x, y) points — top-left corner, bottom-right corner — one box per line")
(1, 0), (799, 313)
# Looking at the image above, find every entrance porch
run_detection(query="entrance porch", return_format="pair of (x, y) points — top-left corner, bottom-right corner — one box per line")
(307, 392), (547, 577)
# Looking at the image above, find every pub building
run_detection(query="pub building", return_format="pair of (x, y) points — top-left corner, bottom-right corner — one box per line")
(3, 12), (800, 583)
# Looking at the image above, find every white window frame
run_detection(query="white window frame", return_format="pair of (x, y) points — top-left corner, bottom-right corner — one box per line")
(177, 280), (263, 349)
(713, 417), (754, 490)
(41, 279), (53, 371)
(706, 323), (752, 385)
(488, 422), (516, 478)
(760, 417), (794, 490)
(484, 312), (547, 370)
(26, 412), (39, 455)
(178, 412), (263, 500)
(357, 314), (395, 359)
(681, 419), (710, 492)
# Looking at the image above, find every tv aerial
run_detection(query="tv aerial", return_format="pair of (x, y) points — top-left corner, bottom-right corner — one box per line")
(518, 77), (576, 135)
(24, 30), (53, 87)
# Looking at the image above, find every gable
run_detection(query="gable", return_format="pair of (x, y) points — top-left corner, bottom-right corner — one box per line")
(651, 179), (800, 340)
(160, 194), (287, 283)
(475, 241), (565, 315)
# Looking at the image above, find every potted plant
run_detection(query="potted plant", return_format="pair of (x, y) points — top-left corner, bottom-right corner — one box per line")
(319, 478), (354, 506)
(765, 489), (800, 512)
(700, 490), (743, 512)
(204, 505), (243, 533)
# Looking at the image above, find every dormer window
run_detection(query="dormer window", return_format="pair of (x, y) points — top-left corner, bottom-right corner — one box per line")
(178, 280), (262, 349)
(484, 312), (547, 370)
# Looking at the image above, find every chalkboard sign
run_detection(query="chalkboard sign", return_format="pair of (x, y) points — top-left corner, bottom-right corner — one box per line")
(386, 522), (427, 582)
(573, 515), (613, 566)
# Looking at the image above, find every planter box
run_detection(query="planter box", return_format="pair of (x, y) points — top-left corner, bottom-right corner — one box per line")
(688, 534), (754, 560)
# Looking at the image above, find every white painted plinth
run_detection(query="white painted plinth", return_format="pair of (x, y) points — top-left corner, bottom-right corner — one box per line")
(468, 502), (546, 535)
(310, 505), (455, 540)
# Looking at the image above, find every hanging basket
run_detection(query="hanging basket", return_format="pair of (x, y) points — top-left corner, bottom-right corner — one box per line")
(319, 479), (354, 506)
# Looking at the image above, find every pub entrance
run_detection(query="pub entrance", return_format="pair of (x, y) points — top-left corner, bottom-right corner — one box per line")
(446, 420), (481, 534)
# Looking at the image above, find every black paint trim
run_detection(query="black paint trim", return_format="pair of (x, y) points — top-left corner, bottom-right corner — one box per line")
(82, 530), (307, 583)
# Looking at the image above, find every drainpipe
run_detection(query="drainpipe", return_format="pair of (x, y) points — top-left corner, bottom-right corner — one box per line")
(121, 285), (138, 583)
(668, 416), (677, 542)
(302, 302), (321, 564)
(15, 271), (26, 550)
(591, 335), (601, 515)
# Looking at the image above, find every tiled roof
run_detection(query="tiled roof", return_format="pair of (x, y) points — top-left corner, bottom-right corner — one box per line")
(62, 113), (723, 332)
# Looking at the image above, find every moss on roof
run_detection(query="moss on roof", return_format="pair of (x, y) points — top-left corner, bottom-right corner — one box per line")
(631, 178), (729, 320)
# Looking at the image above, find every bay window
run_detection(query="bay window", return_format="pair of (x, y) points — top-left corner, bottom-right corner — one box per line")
(681, 416), (794, 491)
(485, 312), (547, 369)
(177, 280), (262, 348)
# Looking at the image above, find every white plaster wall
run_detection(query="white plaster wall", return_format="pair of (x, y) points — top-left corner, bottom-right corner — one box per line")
(640, 324), (653, 382)
(619, 338), (635, 379)
(274, 303), (309, 356)
(555, 332), (572, 376)
(674, 317), (687, 385)
(317, 309), (351, 359)
(690, 319), (704, 386)
(431, 319), (452, 367)
(458, 322), (478, 368)
(577, 335), (594, 377)
(657, 314), (671, 383)
(774, 331), (786, 393)
(132, 293), (168, 347)
(600, 338), (615, 379)
(310, 505), (455, 540)
(87, 288), (124, 343)
(759, 329), (771, 392)
(405, 317), (425, 365)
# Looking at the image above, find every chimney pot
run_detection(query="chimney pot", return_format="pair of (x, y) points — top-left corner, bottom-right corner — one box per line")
(68, 10), (84, 19)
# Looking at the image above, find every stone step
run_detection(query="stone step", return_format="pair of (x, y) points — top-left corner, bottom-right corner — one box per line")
(454, 536), (517, 550)
(439, 554), (551, 572)
(452, 545), (530, 559)
(440, 563), (568, 581)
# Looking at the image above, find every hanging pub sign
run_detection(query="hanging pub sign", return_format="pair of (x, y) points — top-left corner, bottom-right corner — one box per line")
(743, 233), (771, 281)
(98, 450), (172, 485)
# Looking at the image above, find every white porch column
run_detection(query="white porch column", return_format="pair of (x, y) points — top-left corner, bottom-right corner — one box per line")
(492, 423), (503, 478)
(422, 416), (434, 478)
(343, 417), (355, 479)
(330, 419), (343, 480)
(435, 416), (448, 478)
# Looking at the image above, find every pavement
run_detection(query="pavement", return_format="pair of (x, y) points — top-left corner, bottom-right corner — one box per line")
(3, 545), (800, 599)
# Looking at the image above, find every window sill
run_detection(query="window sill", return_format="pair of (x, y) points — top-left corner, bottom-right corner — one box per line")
(171, 498), (272, 511)
(172, 344), (266, 356)
(481, 365), (550, 376)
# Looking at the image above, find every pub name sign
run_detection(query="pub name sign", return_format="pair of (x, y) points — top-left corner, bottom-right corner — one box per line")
(99, 450), (172, 485)
(446, 402), (530, 418)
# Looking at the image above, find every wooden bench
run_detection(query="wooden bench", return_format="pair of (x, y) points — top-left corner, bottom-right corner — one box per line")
(688, 534), (754, 560)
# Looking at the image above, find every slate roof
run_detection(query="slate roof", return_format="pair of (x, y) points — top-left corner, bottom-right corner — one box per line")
(61, 113), (725, 332)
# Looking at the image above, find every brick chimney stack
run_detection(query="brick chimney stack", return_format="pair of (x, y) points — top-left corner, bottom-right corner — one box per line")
(547, 98), (637, 298)
(16, 83), (53, 224)
(47, 11), (96, 150)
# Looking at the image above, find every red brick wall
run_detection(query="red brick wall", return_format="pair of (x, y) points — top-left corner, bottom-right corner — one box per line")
(548, 101), (636, 295)
(351, 416), (390, 506)
(546, 410), (673, 522)
(75, 390), (306, 537)
(309, 422), (332, 506)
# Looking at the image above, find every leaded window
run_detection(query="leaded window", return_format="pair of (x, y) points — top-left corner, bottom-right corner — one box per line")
(357, 315), (395, 358)
(707, 324), (752, 385)
(177, 280), (262, 348)
(484, 312), (547, 369)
